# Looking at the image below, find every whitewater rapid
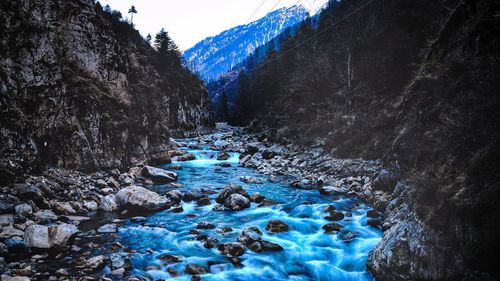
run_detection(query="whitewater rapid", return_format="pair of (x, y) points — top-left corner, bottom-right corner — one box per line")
(110, 144), (382, 280)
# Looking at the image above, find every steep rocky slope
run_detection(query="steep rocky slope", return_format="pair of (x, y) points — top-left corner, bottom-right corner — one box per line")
(234, 0), (500, 279)
(0, 0), (214, 181)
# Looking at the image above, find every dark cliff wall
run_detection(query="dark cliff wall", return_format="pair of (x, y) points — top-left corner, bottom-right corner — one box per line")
(0, 0), (214, 180)
(234, 0), (500, 279)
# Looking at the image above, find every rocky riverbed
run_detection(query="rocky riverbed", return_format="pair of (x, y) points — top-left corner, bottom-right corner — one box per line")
(0, 124), (389, 280)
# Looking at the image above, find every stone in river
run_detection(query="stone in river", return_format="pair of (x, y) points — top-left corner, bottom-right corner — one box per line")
(159, 254), (182, 264)
(196, 221), (215, 229)
(239, 176), (263, 184)
(339, 230), (357, 241)
(170, 205), (184, 213)
(97, 224), (117, 233)
(224, 194), (250, 211)
(197, 196), (211, 206)
(250, 192), (265, 203)
(258, 198), (278, 207)
(266, 220), (289, 233)
(325, 210), (345, 221)
(215, 184), (250, 204)
(322, 222), (344, 234)
(238, 227), (263, 245)
(183, 190), (204, 202)
(248, 240), (284, 253)
(216, 151), (231, 160)
(323, 205), (337, 213)
(185, 264), (207, 275)
(218, 242), (245, 257)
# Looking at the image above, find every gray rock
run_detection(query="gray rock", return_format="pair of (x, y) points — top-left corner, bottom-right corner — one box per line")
(319, 186), (347, 195)
(110, 268), (125, 278)
(0, 226), (24, 239)
(218, 242), (245, 257)
(33, 210), (57, 223)
(116, 186), (172, 211)
(0, 275), (30, 281)
(266, 220), (289, 233)
(196, 221), (215, 229)
(215, 184), (250, 204)
(224, 194), (250, 211)
(0, 214), (14, 228)
(185, 264), (207, 275)
(239, 176), (263, 184)
(15, 204), (33, 217)
(85, 255), (106, 270)
(248, 240), (283, 252)
(100, 194), (118, 212)
(83, 200), (98, 211)
(24, 223), (78, 248)
(97, 224), (117, 233)
(238, 227), (263, 245)
(142, 166), (177, 183)
(109, 253), (126, 269)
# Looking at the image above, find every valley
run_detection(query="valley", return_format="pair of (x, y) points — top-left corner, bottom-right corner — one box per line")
(1, 0), (499, 280)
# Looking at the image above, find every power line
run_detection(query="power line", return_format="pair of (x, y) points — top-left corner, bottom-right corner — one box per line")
(256, 0), (376, 70)
(215, 0), (377, 92)
(268, 0), (285, 14)
(245, 0), (267, 23)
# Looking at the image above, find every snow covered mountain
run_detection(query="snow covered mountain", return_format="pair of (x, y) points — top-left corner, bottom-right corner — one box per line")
(301, 0), (331, 15)
(183, 5), (313, 82)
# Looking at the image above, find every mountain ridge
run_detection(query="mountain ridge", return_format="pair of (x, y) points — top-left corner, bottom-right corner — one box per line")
(183, 5), (311, 82)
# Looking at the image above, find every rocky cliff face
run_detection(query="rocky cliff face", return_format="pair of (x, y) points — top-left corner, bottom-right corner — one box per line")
(0, 0), (214, 180)
(234, 0), (500, 279)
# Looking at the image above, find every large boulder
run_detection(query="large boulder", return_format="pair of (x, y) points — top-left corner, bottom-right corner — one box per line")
(185, 264), (207, 275)
(248, 240), (283, 253)
(15, 184), (47, 207)
(224, 194), (250, 211)
(24, 223), (78, 248)
(216, 184), (250, 204)
(238, 227), (263, 245)
(141, 166), (177, 183)
(216, 184), (251, 210)
(266, 220), (289, 233)
(100, 194), (118, 212)
(115, 186), (172, 211)
(218, 242), (245, 257)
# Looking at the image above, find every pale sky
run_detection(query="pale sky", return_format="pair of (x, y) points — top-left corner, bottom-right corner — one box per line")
(98, 0), (318, 50)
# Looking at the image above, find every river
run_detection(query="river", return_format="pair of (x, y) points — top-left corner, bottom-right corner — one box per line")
(83, 136), (382, 280)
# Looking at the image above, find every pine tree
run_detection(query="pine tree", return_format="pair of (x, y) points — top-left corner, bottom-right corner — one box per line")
(146, 34), (152, 44)
(154, 28), (181, 71)
(128, 5), (137, 25)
